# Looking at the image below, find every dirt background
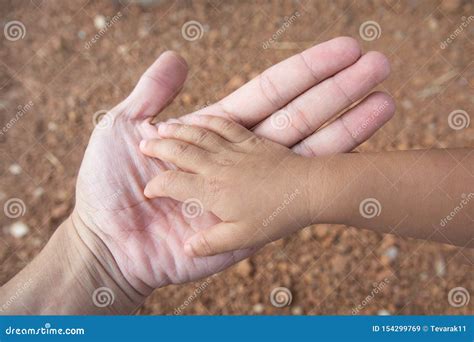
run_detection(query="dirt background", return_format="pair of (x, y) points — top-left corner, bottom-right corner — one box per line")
(1, 0), (473, 315)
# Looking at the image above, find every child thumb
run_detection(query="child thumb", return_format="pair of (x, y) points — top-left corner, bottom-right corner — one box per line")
(184, 222), (243, 257)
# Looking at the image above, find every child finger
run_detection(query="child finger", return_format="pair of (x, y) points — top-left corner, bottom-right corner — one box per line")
(180, 115), (253, 143)
(140, 139), (213, 173)
(184, 222), (256, 257)
(144, 170), (204, 203)
(157, 123), (230, 152)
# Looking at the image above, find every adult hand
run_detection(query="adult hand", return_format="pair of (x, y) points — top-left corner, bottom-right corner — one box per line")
(73, 37), (394, 308)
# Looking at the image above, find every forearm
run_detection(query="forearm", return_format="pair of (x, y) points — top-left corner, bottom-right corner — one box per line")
(310, 148), (473, 247)
(0, 216), (144, 314)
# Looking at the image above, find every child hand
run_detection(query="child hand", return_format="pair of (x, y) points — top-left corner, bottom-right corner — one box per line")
(140, 115), (316, 257)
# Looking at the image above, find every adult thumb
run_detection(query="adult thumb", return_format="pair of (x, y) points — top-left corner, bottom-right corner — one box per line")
(125, 51), (188, 120)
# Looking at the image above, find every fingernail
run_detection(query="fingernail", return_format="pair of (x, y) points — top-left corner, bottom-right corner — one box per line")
(139, 140), (147, 150)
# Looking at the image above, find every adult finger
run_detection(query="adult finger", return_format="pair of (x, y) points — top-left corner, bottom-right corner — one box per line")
(253, 51), (391, 146)
(190, 37), (361, 127)
(293, 92), (395, 156)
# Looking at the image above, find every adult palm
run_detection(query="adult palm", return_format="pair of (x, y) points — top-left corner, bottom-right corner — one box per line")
(73, 37), (395, 297)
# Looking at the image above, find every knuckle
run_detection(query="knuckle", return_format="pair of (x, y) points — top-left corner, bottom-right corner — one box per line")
(216, 117), (234, 132)
(197, 233), (214, 255)
(216, 157), (235, 167)
(205, 176), (224, 202)
(194, 129), (209, 144)
(242, 135), (263, 147)
(175, 124), (187, 137)
(172, 141), (189, 155)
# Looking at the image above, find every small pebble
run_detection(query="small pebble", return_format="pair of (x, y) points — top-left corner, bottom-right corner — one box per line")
(235, 259), (253, 277)
(291, 306), (303, 315)
(94, 15), (107, 30)
(47, 122), (58, 131)
(77, 31), (86, 40)
(401, 99), (413, 110)
(428, 17), (439, 31)
(33, 187), (44, 198)
(435, 258), (446, 277)
(9, 221), (29, 238)
(253, 303), (264, 314)
(9, 164), (22, 175)
(377, 309), (390, 316)
(384, 246), (399, 262)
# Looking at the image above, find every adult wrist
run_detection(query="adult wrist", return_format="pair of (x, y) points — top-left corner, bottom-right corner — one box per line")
(66, 211), (147, 314)
(0, 215), (146, 315)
